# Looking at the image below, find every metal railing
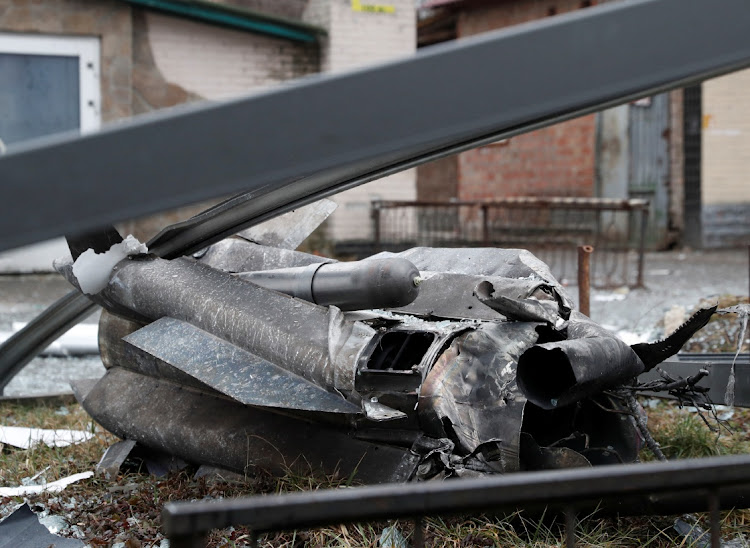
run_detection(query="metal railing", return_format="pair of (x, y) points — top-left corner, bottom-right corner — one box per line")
(372, 197), (649, 287)
(163, 454), (750, 548)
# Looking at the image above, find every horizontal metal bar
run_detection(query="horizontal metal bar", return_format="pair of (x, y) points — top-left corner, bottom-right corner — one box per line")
(639, 359), (750, 407)
(1, 0), (749, 253)
(162, 454), (750, 537)
(678, 353), (750, 364)
(372, 198), (651, 211)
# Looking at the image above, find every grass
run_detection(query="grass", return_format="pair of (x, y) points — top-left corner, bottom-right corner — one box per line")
(1, 398), (750, 546)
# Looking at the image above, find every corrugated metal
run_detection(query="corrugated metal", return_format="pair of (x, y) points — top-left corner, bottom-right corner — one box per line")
(628, 93), (671, 247)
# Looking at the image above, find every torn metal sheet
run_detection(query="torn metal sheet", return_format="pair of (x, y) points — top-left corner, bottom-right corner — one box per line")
(0, 472), (93, 497)
(0, 504), (83, 548)
(97, 439), (137, 478)
(0, 425), (93, 449)
(235, 198), (337, 249)
(75, 367), (418, 482)
(198, 238), (331, 273)
(123, 317), (360, 413)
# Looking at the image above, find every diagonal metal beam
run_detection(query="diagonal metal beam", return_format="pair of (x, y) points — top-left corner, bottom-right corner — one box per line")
(1, 0), (749, 254)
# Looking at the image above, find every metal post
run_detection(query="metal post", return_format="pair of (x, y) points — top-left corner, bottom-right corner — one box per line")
(636, 207), (648, 288)
(413, 516), (425, 548)
(709, 488), (721, 548)
(565, 508), (577, 548)
(481, 204), (490, 245)
(578, 245), (594, 317)
(373, 202), (382, 253)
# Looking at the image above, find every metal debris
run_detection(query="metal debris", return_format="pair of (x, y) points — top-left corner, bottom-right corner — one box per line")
(0, 472), (93, 497)
(96, 439), (137, 478)
(0, 504), (83, 548)
(0, 425), (93, 450)
(51, 217), (717, 483)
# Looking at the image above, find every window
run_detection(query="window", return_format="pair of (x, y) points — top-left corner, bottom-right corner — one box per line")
(0, 33), (100, 151)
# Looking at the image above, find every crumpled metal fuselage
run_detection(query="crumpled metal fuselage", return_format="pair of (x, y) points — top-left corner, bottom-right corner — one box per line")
(59, 238), (703, 483)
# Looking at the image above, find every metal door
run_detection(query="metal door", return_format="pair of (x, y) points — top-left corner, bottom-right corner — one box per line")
(628, 93), (671, 246)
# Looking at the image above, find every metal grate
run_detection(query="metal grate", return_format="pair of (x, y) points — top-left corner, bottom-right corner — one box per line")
(372, 197), (649, 288)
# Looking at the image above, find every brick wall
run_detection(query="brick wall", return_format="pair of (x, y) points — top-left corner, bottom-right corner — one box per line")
(458, 115), (596, 201)
(456, 0), (597, 201)
(417, 155), (458, 202)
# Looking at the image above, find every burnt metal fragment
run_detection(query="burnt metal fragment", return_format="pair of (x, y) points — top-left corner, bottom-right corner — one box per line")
(58, 228), (712, 484)
(632, 305), (718, 371)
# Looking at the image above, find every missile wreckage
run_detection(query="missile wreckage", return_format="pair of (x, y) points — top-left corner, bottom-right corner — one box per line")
(55, 203), (714, 484)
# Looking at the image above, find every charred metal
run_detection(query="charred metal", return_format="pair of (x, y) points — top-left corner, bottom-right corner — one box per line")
(54, 210), (716, 484)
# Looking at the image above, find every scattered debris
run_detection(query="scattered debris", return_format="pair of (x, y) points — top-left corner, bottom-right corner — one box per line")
(0, 425), (93, 449)
(673, 515), (748, 548)
(0, 504), (83, 548)
(96, 439), (137, 478)
(380, 525), (409, 548)
(0, 471), (93, 497)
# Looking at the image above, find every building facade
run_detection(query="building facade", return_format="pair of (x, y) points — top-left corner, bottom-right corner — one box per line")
(0, 0), (416, 269)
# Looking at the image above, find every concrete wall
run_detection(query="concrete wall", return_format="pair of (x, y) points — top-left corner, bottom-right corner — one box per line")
(305, 0), (417, 242)
(701, 68), (750, 247)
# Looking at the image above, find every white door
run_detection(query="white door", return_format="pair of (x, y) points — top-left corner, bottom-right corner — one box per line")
(0, 33), (100, 272)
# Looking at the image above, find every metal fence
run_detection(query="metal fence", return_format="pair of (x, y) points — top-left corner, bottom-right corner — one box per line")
(372, 197), (649, 288)
(163, 454), (750, 548)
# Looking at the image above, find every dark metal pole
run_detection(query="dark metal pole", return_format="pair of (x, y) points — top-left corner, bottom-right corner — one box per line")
(578, 245), (594, 317)
(636, 207), (648, 288)
(709, 488), (721, 548)
(481, 204), (489, 245)
(565, 508), (577, 548)
(413, 516), (425, 548)
(373, 202), (382, 253)
(163, 454), (750, 540)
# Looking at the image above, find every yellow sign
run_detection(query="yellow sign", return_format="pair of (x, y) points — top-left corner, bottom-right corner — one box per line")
(351, 0), (395, 14)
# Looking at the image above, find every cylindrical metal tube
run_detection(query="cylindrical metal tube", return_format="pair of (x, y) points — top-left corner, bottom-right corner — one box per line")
(238, 258), (420, 311)
(95, 257), (376, 391)
(577, 245), (593, 317)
